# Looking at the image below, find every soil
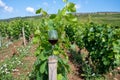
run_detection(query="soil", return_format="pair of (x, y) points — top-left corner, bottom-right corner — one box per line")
(68, 61), (83, 80)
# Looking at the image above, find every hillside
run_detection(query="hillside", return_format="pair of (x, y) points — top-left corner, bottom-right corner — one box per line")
(76, 12), (120, 26)
(0, 12), (120, 26)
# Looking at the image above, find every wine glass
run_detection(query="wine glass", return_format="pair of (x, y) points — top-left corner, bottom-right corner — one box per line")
(48, 30), (58, 52)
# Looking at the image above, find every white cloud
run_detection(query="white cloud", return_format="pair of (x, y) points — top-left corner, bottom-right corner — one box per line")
(0, 0), (5, 7)
(75, 4), (81, 9)
(26, 7), (35, 14)
(43, 2), (48, 7)
(0, 0), (13, 12)
(4, 6), (13, 12)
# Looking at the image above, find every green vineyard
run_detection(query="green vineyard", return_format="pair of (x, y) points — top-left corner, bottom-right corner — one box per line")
(0, 0), (120, 80)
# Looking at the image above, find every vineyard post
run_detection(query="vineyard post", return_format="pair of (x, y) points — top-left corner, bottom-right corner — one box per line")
(22, 27), (26, 46)
(48, 56), (57, 80)
(0, 34), (2, 47)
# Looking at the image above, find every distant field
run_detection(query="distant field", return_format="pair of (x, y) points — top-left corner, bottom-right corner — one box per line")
(1, 12), (120, 26)
(76, 12), (120, 26)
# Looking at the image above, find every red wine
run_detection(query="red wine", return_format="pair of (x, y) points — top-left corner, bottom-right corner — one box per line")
(48, 39), (58, 45)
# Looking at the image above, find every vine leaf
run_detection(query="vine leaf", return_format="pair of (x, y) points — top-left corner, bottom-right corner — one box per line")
(39, 52), (47, 61)
(36, 8), (48, 16)
(36, 8), (42, 14)
(57, 74), (63, 80)
(66, 2), (76, 12)
(63, 0), (68, 3)
(40, 61), (47, 74)
(65, 13), (77, 22)
(41, 10), (48, 16)
(49, 14), (56, 19)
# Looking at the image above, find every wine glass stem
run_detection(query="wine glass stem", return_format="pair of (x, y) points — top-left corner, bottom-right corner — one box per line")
(52, 45), (54, 55)
(52, 45), (54, 49)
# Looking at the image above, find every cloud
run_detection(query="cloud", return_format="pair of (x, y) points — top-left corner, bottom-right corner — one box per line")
(0, 0), (5, 7)
(43, 2), (48, 7)
(4, 6), (13, 12)
(75, 4), (81, 9)
(26, 7), (35, 14)
(0, 0), (13, 12)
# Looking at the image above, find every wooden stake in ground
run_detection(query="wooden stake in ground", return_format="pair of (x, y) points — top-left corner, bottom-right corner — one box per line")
(22, 27), (26, 46)
(0, 35), (2, 47)
(48, 55), (57, 80)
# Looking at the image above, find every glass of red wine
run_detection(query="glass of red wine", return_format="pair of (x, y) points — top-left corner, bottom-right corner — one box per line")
(48, 30), (58, 51)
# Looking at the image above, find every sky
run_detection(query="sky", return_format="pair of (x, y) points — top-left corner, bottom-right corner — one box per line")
(0, 0), (120, 19)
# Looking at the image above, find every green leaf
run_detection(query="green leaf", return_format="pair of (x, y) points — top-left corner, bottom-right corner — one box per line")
(57, 74), (63, 80)
(35, 30), (40, 35)
(36, 8), (47, 16)
(40, 61), (47, 74)
(71, 17), (77, 22)
(49, 14), (56, 19)
(33, 36), (39, 44)
(36, 8), (42, 14)
(53, 50), (59, 55)
(37, 72), (41, 80)
(34, 59), (41, 66)
(62, 0), (68, 3)
(103, 61), (109, 66)
(66, 2), (76, 12)
(41, 10), (48, 16)
(39, 52), (47, 61)
(114, 58), (120, 65)
(67, 2), (75, 8)
(65, 13), (77, 22)
(113, 40), (120, 53)
(102, 57), (110, 66)
(48, 20), (54, 30)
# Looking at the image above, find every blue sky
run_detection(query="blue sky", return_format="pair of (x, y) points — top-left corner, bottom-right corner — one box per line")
(0, 0), (120, 19)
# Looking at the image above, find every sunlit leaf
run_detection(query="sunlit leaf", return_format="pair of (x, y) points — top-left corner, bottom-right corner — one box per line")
(41, 10), (48, 16)
(62, 0), (68, 3)
(66, 2), (76, 12)
(53, 50), (59, 55)
(35, 30), (40, 35)
(113, 40), (120, 53)
(65, 13), (77, 22)
(57, 74), (63, 80)
(33, 37), (39, 44)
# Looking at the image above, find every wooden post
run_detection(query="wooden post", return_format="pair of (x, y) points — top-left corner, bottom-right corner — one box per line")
(0, 35), (2, 47)
(22, 27), (26, 46)
(48, 55), (57, 80)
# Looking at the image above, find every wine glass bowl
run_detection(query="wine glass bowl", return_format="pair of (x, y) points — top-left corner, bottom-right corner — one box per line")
(48, 30), (58, 45)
